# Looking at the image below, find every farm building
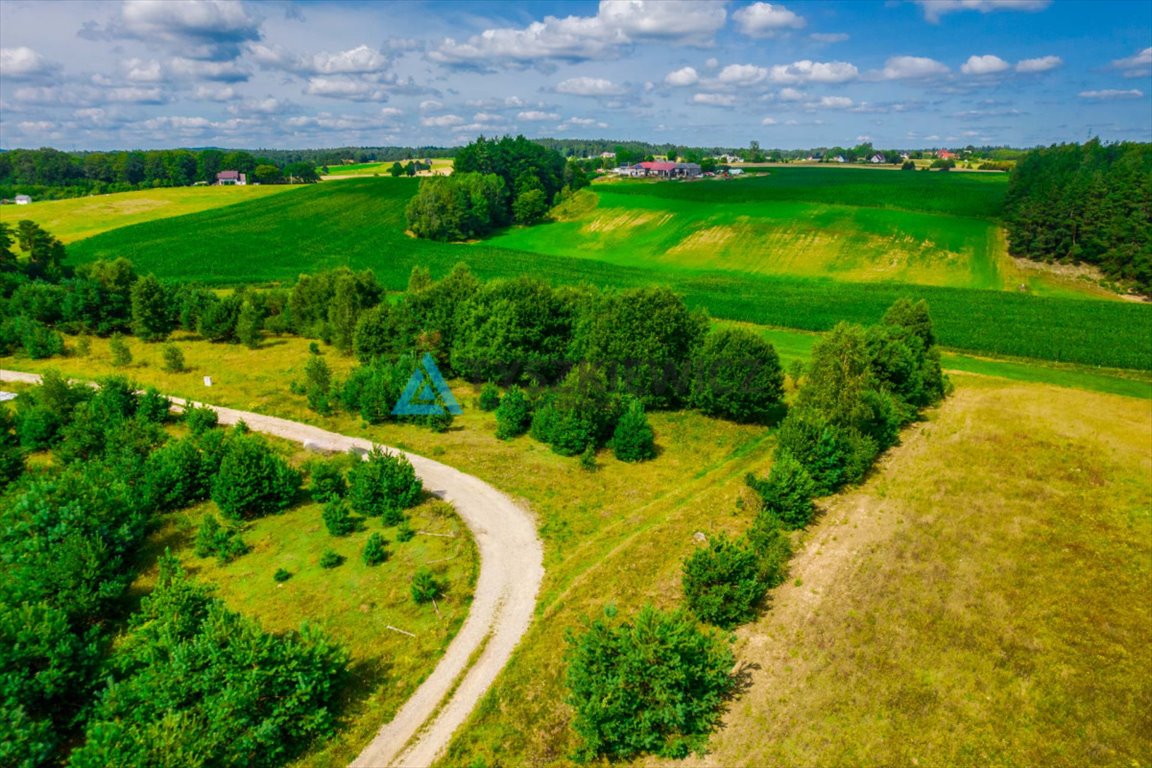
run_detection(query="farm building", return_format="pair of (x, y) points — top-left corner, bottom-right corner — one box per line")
(627, 161), (702, 179)
(870, 153), (886, 164)
(14, 194), (31, 205)
(216, 170), (247, 186)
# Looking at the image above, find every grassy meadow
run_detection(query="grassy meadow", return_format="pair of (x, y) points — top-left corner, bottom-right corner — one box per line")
(62, 177), (1152, 369)
(4, 325), (1148, 766)
(0, 184), (297, 243)
(674, 376), (1152, 768)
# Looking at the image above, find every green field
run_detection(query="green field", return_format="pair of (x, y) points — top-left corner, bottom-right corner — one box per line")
(64, 177), (1152, 370)
(0, 185), (295, 243)
(490, 171), (1015, 292)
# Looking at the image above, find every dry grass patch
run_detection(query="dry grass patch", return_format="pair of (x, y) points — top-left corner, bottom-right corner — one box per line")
(666, 375), (1152, 768)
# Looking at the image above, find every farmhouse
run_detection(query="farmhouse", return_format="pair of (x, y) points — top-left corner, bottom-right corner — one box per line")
(870, 153), (886, 164)
(627, 161), (702, 179)
(216, 170), (247, 186)
(14, 194), (31, 205)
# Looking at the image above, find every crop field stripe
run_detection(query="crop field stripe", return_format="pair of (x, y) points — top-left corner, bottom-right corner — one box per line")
(65, 178), (1152, 371)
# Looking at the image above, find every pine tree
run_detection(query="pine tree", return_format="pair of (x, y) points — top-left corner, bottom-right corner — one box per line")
(611, 398), (656, 462)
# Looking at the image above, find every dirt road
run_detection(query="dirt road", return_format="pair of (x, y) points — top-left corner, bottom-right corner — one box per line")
(0, 370), (544, 768)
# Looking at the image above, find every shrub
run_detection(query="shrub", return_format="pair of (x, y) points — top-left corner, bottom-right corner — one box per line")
(689, 328), (785, 423)
(304, 352), (332, 415)
(775, 408), (875, 496)
(319, 551), (344, 569)
(183, 403), (218, 436)
(322, 499), (356, 537)
(565, 605), (734, 761)
(411, 567), (443, 603)
(425, 411), (453, 433)
(362, 533), (388, 566)
(348, 447), (423, 522)
(162, 344), (186, 373)
(579, 444), (597, 472)
(682, 534), (765, 629)
(211, 434), (302, 520)
(746, 451), (817, 529)
(194, 514), (249, 564)
(109, 333), (132, 367)
(746, 513), (792, 588)
(478, 383), (501, 412)
(310, 458), (347, 502)
(145, 438), (208, 511)
(135, 387), (171, 424)
(273, 568), (292, 582)
(611, 397), (656, 463)
(494, 385), (531, 440)
(396, 519), (415, 542)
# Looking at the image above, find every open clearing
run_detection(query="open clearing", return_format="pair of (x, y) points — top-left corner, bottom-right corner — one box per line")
(0, 184), (296, 243)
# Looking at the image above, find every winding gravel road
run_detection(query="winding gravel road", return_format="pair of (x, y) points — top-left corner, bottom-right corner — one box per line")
(0, 370), (544, 768)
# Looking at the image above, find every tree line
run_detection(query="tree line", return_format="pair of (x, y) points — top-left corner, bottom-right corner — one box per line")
(1003, 139), (1152, 293)
(0, 147), (318, 201)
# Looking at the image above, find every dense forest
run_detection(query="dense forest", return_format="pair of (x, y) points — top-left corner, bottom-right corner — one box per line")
(1003, 139), (1152, 293)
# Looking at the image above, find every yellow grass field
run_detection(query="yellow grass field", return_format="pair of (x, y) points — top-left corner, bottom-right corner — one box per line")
(0, 185), (297, 243)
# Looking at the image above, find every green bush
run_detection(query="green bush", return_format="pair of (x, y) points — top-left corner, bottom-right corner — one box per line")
(745, 451), (817, 529)
(362, 532), (388, 566)
(109, 333), (132, 367)
(682, 534), (765, 629)
(611, 397), (656, 462)
(322, 498), (356, 537)
(746, 512), (792, 587)
(183, 403), (218, 435)
(565, 605), (734, 761)
(310, 458), (348, 502)
(304, 352), (332, 415)
(478, 382), (501, 412)
(211, 433), (302, 520)
(347, 447), (423, 523)
(319, 550), (344, 569)
(135, 387), (171, 424)
(689, 328), (785, 423)
(396, 519), (415, 542)
(161, 343), (185, 373)
(411, 567), (443, 603)
(194, 514), (249, 563)
(495, 385), (531, 439)
(145, 438), (209, 511)
(273, 567), (292, 582)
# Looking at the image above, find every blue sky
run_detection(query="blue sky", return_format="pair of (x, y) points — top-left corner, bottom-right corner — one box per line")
(1, 0), (1149, 150)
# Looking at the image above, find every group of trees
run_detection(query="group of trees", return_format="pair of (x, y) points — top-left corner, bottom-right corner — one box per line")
(1003, 139), (1151, 293)
(0, 147), (317, 201)
(406, 135), (590, 240)
(562, 298), (949, 762)
(0, 373), (349, 766)
(294, 264), (787, 464)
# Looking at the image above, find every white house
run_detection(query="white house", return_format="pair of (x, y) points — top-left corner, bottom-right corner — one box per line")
(216, 170), (247, 186)
(870, 153), (886, 164)
(14, 194), (31, 205)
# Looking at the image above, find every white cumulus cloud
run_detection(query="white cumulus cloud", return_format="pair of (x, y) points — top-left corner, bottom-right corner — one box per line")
(518, 110), (561, 121)
(693, 93), (738, 106)
(1015, 55), (1061, 73)
(421, 113), (466, 126)
(768, 59), (858, 84)
(879, 56), (949, 80)
(0, 47), (58, 79)
(717, 63), (769, 85)
(664, 66), (700, 86)
(1112, 47), (1152, 77)
(961, 54), (1010, 75)
(733, 3), (806, 38)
